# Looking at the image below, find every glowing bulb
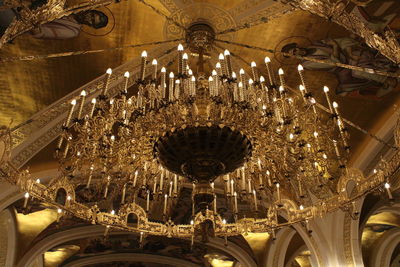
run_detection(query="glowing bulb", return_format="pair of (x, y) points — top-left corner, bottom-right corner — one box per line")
(111, 210), (115, 215)
(106, 68), (112, 75)
(191, 76), (196, 82)
(152, 59), (157, 65)
(24, 192), (29, 198)
(188, 69), (193, 76)
(266, 170), (270, 175)
(216, 62), (221, 68)
(385, 183), (390, 189)
(300, 205), (304, 210)
(222, 219), (227, 224)
(80, 90), (86, 96)
(260, 76), (265, 82)
(169, 72), (174, 78)
(278, 68), (284, 75)
(182, 53), (188, 60)
(289, 133), (294, 140)
(67, 195), (72, 201)
(323, 86), (329, 92)
(373, 169), (377, 174)
(232, 72), (237, 78)
(279, 86), (284, 92)
(177, 44), (183, 51)
(190, 220), (194, 225)
(264, 57), (271, 63)
(313, 131), (318, 138)
(299, 85), (305, 91)
(238, 82), (243, 88)
(57, 208), (62, 214)
(141, 51), (147, 57)
(276, 183), (280, 188)
(91, 98), (96, 104)
(71, 99), (77, 105)
(124, 71), (130, 78)
(219, 53), (224, 60)
(298, 64), (304, 71)
(161, 67), (166, 73)
(36, 178), (40, 183)
(239, 68), (245, 75)
(110, 135), (115, 141)
(251, 61), (256, 67)
(224, 49), (230, 56)
(212, 69), (217, 76)
(208, 76), (213, 82)
(249, 79), (254, 84)
(332, 101), (338, 108)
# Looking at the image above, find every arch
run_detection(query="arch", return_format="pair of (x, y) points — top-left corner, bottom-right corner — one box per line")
(17, 225), (257, 267)
(369, 228), (400, 267)
(62, 253), (201, 267)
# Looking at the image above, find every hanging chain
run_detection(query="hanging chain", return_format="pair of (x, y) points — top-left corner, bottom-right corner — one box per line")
(0, 39), (183, 62)
(137, 0), (186, 31)
(215, 6), (295, 35)
(215, 39), (400, 78)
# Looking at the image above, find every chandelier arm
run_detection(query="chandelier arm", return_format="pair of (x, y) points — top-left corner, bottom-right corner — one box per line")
(214, 39), (400, 79)
(0, 39), (184, 62)
(285, 85), (399, 151)
(215, 5), (296, 36)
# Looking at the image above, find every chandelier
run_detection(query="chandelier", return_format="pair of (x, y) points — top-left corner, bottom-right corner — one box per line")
(6, 23), (392, 243)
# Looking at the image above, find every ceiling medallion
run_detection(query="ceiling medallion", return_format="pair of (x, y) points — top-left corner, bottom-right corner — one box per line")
(5, 23), (393, 243)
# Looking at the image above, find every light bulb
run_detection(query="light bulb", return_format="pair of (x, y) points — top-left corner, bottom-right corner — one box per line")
(216, 62), (221, 68)
(332, 102), (338, 108)
(224, 49), (230, 56)
(385, 182), (390, 189)
(264, 56), (271, 63)
(300, 205), (304, 210)
(219, 53), (224, 60)
(182, 53), (188, 60)
(36, 178), (40, 183)
(141, 51), (147, 57)
(208, 76), (213, 81)
(323, 86), (329, 92)
(80, 90), (86, 96)
(188, 69), (193, 75)
(106, 68), (112, 75)
(152, 59), (157, 65)
(232, 72), (237, 78)
(24, 192), (29, 198)
(124, 71), (130, 78)
(169, 72), (174, 78)
(260, 76), (265, 82)
(251, 61), (256, 67)
(191, 76), (195, 81)
(91, 98), (96, 104)
(177, 44), (183, 51)
(278, 68), (284, 75)
(298, 64), (304, 71)
(299, 85), (305, 91)
(212, 70), (217, 76)
(239, 68), (245, 74)
(57, 208), (62, 213)
(161, 67), (166, 73)
(71, 99), (77, 105)
(249, 79), (254, 84)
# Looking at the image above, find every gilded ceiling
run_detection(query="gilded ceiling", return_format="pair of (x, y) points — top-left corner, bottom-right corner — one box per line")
(1, 0), (400, 165)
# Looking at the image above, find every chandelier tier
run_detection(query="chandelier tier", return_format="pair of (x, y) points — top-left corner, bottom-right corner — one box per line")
(8, 23), (391, 241)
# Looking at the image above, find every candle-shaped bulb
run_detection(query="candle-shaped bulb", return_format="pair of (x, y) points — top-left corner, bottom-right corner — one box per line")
(232, 72), (237, 79)
(141, 51), (147, 57)
(212, 69), (217, 76)
(57, 208), (62, 214)
(152, 59), (157, 65)
(24, 192), (29, 198)
(91, 98), (96, 104)
(385, 182), (391, 189)
(80, 90), (86, 96)
(188, 69), (193, 76)
(278, 68), (284, 75)
(110, 135), (115, 141)
(222, 218), (226, 224)
(71, 99), (77, 105)
(36, 178), (40, 183)
(333, 101), (338, 108)
(190, 219), (194, 225)
(298, 64), (304, 71)
(111, 210), (115, 215)
(224, 49), (230, 56)
(251, 61), (256, 67)
(219, 53), (224, 60)
(67, 195), (72, 201)
(279, 86), (284, 92)
(313, 131), (318, 137)
(239, 68), (245, 75)
(169, 72), (174, 78)
(208, 76), (213, 82)
(299, 85), (305, 91)
(323, 86), (329, 92)
(249, 78), (254, 84)
(260, 76), (265, 83)
(276, 183), (280, 188)
(161, 67), (166, 73)
(124, 71), (130, 78)
(216, 62), (221, 68)
(265, 57), (271, 63)
(300, 205), (304, 210)
(238, 81), (243, 88)
(106, 68), (112, 75)
(182, 53), (188, 60)
(191, 76), (196, 82)
(177, 44), (184, 51)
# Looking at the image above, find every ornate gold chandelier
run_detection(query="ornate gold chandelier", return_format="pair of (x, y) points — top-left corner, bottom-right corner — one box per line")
(7, 23), (392, 243)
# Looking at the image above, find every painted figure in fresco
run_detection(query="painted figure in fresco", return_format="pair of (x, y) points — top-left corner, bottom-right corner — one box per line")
(281, 37), (399, 98)
(0, 4), (108, 39)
